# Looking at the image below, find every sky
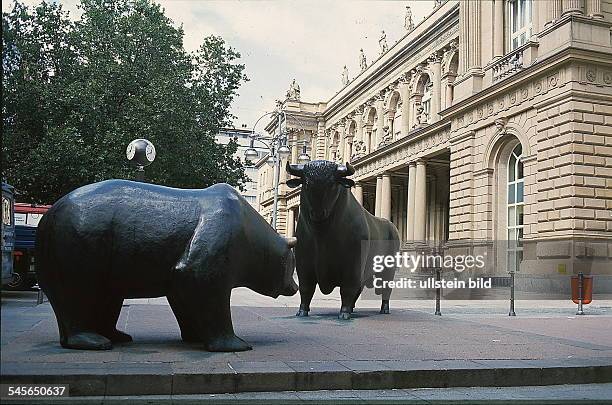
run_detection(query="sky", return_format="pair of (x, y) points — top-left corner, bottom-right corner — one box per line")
(3, 0), (436, 129)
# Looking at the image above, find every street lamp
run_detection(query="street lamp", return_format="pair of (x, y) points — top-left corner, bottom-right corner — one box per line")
(244, 109), (294, 230)
(126, 138), (156, 181)
(244, 138), (259, 163)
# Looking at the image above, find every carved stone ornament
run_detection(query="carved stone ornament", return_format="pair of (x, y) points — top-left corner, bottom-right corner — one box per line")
(494, 117), (508, 134)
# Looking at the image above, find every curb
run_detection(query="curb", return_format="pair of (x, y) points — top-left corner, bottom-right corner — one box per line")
(2, 365), (611, 397)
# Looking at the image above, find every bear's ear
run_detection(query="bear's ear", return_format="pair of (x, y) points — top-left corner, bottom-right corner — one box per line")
(337, 178), (355, 188)
(286, 178), (302, 188)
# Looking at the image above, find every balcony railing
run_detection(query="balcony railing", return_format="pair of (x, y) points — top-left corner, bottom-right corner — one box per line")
(490, 41), (539, 84)
(492, 49), (524, 83)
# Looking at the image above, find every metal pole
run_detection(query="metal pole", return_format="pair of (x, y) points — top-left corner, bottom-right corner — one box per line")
(135, 166), (145, 182)
(435, 267), (442, 316)
(509, 272), (516, 316)
(271, 113), (282, 230)
(576, 272), (584, 315)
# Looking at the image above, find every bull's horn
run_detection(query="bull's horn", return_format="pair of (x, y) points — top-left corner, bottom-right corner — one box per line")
(336, 162), (355, 177)
(286, 161), (304, 177)
(286, 237), (297, 248)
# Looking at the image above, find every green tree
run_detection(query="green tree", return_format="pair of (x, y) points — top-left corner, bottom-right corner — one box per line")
(2, 0), (249, 203)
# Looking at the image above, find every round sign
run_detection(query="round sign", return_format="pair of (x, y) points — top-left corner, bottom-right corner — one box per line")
(126, 139), (156, 167)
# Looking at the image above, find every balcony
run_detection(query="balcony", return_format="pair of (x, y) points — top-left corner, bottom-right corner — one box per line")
(488, 41), (539, 84)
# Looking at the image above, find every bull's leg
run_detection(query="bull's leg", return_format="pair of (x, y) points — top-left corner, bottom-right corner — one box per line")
(296, 273), (316, 317)
(350, 286), (364, 313)
(377, 260), (395, 315)
(339, 286), (360, 320)
(96, 297), (132, 343)
(380, 298), (391, 314)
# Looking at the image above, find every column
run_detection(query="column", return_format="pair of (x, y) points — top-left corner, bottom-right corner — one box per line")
(364, 126), (372, 153)
(445, 83), (453, 109)
(398, 182), (406, 242)
(344, 141), (352, 163)
(338, 126), (345, 163)
(375, 97), (384, 149)
(547, 0), (562, 25)
(406, 162), (416, 241)
(354, 183), (363, 205)
(344, 119), (353, 162)
(563, 0), (583, 15)
(459, 1), (482, 72)
(531, 0), (540, 38)
(459, 1), (468, 74)
(355, 114), (364, 152)
(437, 172), (447, 242)
(381, 174), (392, 220)
(428, 176), (437, 241)
(430, 53), (442, 122)
(494, 0), (504, 58)
(375, 175), (383, 217)
(413, 160), (427, 242)
(400, 79), (411, 136)
(469, 1), (482, 70)
(316, 119), (326, 160)
(280, 135), (292, 185)
(291, 132), (299, 164)
(286, 208), (295, 238)
(587, 0), (604, 18)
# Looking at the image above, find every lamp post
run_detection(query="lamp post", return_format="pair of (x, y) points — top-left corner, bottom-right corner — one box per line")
(126, 139), (156, 181)
(244, 109), (309, 230)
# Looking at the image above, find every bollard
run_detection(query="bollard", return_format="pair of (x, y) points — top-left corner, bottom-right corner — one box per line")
(577, 272), (584, 316)
(36, 287), (44, 305)
(509, 272), (516, 316)
(435, 268), (442, 316)
(571, 272), (592, 314)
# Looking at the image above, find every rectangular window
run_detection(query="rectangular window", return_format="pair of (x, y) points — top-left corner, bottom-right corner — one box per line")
(508, 0), (532, 51)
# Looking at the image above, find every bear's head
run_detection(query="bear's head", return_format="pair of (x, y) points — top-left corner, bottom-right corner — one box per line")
(247, 235), (298, 299)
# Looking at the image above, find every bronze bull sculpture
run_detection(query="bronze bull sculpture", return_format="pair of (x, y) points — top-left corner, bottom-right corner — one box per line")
(286, 160), (400, 320)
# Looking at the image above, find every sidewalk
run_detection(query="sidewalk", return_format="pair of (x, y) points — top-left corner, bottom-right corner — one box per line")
(2, 289), (611, 397)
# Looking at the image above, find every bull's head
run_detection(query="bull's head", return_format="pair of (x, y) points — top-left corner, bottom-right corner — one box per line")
(286, 160), (355, 223)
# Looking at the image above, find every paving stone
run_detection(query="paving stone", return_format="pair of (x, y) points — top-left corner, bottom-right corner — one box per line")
(2, 291), (611, 396)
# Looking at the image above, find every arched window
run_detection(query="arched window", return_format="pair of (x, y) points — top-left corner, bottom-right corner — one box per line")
(507, 143), (524, 272)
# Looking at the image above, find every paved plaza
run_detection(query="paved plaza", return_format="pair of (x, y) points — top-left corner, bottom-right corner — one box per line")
(1, 288), (611, 400)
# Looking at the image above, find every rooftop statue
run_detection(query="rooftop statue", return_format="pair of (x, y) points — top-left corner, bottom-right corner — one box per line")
(286, 78), (301, 100)
(341, 65), (349, 86)
(404, 6), (414, 31)
(379, 30), (388, 54)
(359, 48), (367, 71)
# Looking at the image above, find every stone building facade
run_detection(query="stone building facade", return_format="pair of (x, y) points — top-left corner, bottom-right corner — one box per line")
(256, 0), (612, 290)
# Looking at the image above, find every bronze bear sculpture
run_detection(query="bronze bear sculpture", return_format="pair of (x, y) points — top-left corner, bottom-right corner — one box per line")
(35, 180), (298, 352)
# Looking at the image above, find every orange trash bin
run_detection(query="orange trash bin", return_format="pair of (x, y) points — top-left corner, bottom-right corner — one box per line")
(571, 274), (593, 305)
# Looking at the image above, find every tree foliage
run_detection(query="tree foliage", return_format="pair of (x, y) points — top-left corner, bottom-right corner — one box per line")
(2, 0), (249, 203)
